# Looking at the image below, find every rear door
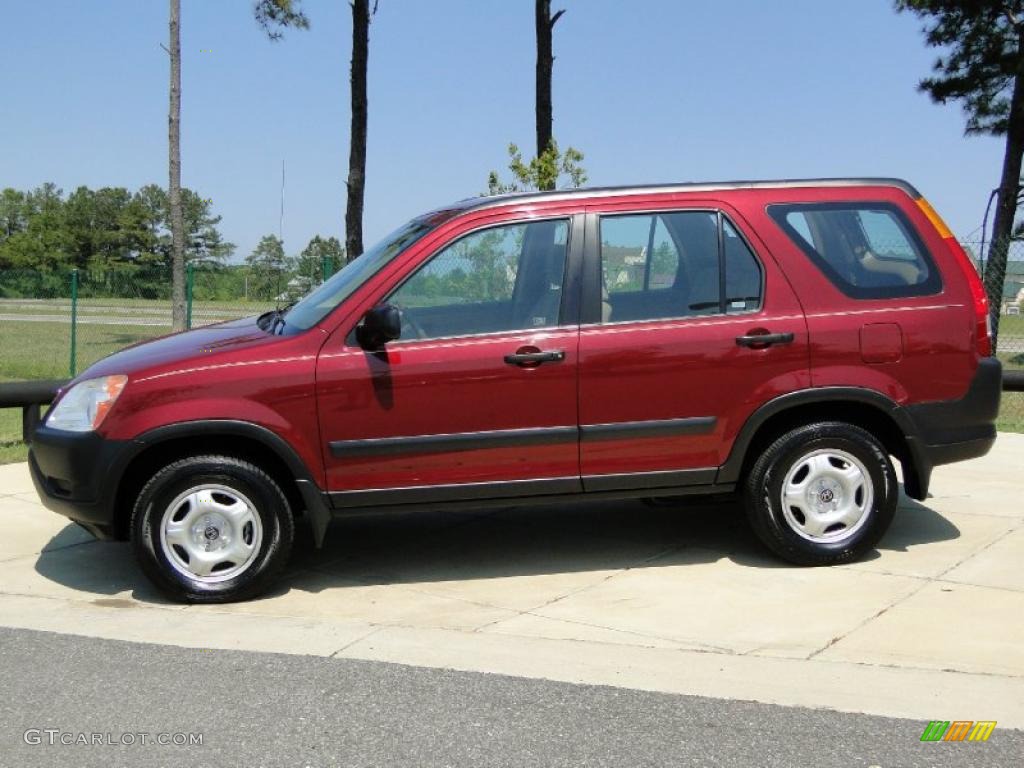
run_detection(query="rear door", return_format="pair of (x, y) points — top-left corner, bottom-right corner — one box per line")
(577, 200), (810, 490)
(316, 214), (584, 505)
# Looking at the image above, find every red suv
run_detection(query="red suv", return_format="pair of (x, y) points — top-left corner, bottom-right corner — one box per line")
(29, 179), (1001, 602)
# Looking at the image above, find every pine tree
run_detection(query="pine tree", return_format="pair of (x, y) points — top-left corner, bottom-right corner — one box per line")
(899, 0), (1024, 345)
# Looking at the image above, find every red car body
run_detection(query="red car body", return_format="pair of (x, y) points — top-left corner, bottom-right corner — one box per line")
(30, 179), (1001, 556)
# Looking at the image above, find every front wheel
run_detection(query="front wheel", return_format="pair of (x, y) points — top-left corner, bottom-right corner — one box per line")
(131, 455), (294, 602)
(743, 422), (897, 565)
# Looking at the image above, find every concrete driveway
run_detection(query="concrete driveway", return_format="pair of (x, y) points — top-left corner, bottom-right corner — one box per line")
(1, 434), (1022, 727)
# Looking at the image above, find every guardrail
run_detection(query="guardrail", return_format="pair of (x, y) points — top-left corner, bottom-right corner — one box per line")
(1, 370), (1023, 447)
(0, 379), (66, 442)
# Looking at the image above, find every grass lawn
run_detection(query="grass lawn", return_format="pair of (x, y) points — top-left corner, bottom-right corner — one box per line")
(1000, 313), (1024, 335)
(1002, 315), (1024, 432)
(0, 407), (26, 465)
(0, 319), (162, 380)
(1, 296), (267, 312)
(998, 391), (1024, 431)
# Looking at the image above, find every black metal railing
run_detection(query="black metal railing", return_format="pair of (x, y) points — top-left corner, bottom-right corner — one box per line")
(0, 379), (66, 442)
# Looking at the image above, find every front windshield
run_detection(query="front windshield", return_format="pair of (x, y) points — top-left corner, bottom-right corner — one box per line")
(282, 217), (435, 331)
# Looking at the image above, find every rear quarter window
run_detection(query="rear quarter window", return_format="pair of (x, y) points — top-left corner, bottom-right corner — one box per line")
(767, 202), (941, 299)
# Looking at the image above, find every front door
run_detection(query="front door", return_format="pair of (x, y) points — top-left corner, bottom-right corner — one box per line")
(317, 215), (583, 506)
(577, 202), (810, 490)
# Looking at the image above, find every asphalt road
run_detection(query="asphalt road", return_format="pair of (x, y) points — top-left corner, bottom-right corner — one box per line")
(0, 627), (1020, 768)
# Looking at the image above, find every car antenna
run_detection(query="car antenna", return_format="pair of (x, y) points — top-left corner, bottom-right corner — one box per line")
(275, 159), (285, 314)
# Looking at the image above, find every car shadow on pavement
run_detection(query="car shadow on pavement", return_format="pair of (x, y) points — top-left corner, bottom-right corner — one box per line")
(32, 486), (961, 603)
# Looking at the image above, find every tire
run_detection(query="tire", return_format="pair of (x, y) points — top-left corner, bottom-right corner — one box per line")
(131, 455), (294, 603)
(743, 422), (897, 566)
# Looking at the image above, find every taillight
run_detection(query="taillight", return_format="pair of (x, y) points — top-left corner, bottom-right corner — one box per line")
(950, 240), (993, 357)
(915, 197), (992, 357)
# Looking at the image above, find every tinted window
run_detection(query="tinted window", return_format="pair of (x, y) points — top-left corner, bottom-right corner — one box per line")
(768, 202), (941, 298)
(598, 211), (761, 323)
(388, 219), (568, 340)
(283, 217), (435, 331)
(601, 214), (684, 296)
(723, 219), (762, 313)
(649, 217), (678, 289)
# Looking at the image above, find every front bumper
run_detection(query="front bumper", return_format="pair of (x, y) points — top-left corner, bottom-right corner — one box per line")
(28, 426), (131, 539)
(901, 356), (1002, 499)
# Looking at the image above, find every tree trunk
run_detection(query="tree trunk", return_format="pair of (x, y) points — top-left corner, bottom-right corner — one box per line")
(346, 0), (370, 261)
(168, 0), (186, 330)
(986, 31), (1024, 350)
(535, 0), (563, 190)
(535, 0), (554, 163)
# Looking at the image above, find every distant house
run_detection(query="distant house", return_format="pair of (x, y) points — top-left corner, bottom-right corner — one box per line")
(1002, 261), (1024, 314)
(276, 276), (312, 303)
(602, 244), (647, 291)
(1004, 280), (1024, 315)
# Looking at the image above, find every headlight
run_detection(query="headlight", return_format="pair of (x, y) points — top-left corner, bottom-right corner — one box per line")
(46, 375), (128, 432)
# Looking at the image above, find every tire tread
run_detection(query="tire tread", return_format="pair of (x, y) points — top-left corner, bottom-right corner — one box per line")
(131, 454), (294, 603)
(743, 421), (897, 566)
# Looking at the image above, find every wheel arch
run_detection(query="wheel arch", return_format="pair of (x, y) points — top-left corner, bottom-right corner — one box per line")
(110, 421), (331, 545)
(718, 388), (927, 499)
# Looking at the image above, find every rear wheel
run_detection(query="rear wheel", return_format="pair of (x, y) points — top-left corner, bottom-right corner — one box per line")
(743, 422), (897, 565)
(131, 455), (294, 602)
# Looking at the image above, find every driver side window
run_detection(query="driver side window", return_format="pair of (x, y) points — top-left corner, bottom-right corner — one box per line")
(388, 218), (569, 340)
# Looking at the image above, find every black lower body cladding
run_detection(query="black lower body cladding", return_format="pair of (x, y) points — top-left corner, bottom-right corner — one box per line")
(28, 426), (129, 538)
(902, 356), (1002, 498)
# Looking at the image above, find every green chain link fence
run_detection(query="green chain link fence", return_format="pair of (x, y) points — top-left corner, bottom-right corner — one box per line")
(0, 257), (340, 382)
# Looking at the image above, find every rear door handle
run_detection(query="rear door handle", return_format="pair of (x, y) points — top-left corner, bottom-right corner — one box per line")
(735, 332), (795, 348)
(504, 350), (565, 367)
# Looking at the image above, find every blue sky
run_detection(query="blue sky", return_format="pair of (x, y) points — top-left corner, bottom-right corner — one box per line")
(0, 0), (1007, 261)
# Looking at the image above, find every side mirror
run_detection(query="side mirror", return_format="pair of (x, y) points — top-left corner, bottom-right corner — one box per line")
(356, 304), (401, 350)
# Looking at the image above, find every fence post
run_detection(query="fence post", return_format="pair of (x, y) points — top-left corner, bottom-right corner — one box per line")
(69, 269), (78, 378)
(186, 262), (194, 329)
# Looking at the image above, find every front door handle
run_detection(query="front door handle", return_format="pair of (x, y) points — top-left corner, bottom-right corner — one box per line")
(735, 331), (795, 348)
(504, 349), (565, 367)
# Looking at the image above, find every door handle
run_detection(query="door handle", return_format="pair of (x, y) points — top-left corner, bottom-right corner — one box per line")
(504, 349), (565, 367)
(735, 332), (795, 348)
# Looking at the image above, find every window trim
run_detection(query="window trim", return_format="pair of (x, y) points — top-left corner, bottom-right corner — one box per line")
(766, 201), (943, 300)
(716, 211), (727, 315)
(353, 213), (581, 347)
(642, 215), (657, 291)
(582, 207), (765, 327)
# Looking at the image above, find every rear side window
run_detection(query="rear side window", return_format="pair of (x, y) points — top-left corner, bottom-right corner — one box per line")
(597, 210), (762, 323)
(768, 202), (941, 299)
